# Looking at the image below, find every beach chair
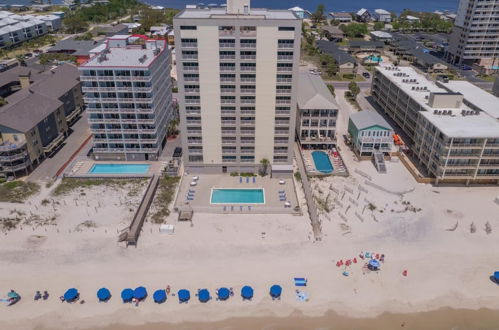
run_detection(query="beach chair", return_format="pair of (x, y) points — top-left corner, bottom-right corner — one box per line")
(252, 176), (256, 183)
(246, 177), (249, 183)
(187, 197), (194, 201)
(248, 206), (251, 211)
(239, 176), (242, 183)
(223, 206), (227, 212)
(279, 197), (286, 202)
(240, 206), (243, 211)
(231, 206), (234, 211)
(278, 190), (285, 194)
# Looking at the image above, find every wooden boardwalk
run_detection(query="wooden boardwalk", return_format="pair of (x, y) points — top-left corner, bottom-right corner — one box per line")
(294, 143), (322, 240)
(124, 175), (160, 246)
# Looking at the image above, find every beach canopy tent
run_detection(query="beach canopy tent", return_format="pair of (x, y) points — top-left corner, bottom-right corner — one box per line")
(294, 278), (307, 286)
(241, 286), (254, 300)
(198, 289), (210, 303)
(217, 287), (230, 300)
(134, 287), (147, 300)
(153, 289), (167, 303)
(63, 288), (79, 302)
(97, 288), (111, 302)
(270, 285), (282, 298)
(368, 259), (380, 270)
(178, 289), (190, 303)
(121, 288), (134, 302)
(494, 272), (499, 282)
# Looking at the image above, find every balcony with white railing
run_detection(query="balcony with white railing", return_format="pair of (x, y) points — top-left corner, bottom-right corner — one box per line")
(186, 120), (202, 125)
(185, 98), (201, 104)
(240, 55), (256, 60)
(277, 67), (293, 72)
(240, 99), (255, 104)
(185, 88), (200, 93)
(220, 77), (236, 82)
(276, 89), (291, 94)
(240, 120), (255, 125)
(240, 66), (256, 72)
(240, 140), (255, 144)
(221, 120), (236, 125)
(219, 42), (235, 48)
(276, 78), (292, 83)
(220, 55), (236, 60)
(221, 99), (236, 104)
(221, 88), (236, 93)
(0, 151), (28, 162)
(181, 42), (198, 48)
(220, 66), (236, 72)
(240, 77), (256, 83)
(277, 43), (294, 49)
(183, 66), (199, 72)
(184, 77), (199, 82)
(182, 54), (198, 60)
(277, 55), (294, 61)
(240, 130), (255, 135)
(1, 162), (30, 172)
(240, 43), (256, 48)
(276, 99), (291, 104)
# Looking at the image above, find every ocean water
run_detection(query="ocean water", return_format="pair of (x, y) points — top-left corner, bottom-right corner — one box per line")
(0, 0), (459, 14)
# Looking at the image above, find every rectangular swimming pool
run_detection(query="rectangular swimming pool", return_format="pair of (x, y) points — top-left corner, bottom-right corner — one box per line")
(311, 151), (334, 174)
(88, 163), (150, 174)
(211, 188), (265, 204)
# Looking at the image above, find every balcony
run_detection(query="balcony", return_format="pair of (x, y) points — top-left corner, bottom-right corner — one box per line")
(276, 78), (292, 83)
(277, 55), (293, 61)
(221, 88), (236, 93)
(219, 29), (235, 36)
(182, 54), (198, 60)
(1, 162), (29, 172)
(221, 130), (237, 135)
(240, 66), (256, 72)
(240, 55), (256, 60)
(185, 99), (201, 104)
(276, 99), (291, 105)
(240, 109), (255, 115)
(220, 55), (236, 60)
(187, 140), (203, 145)
(221, 99), (236, 104)
(185, 88), (200, 93)
(221, 109), (236, 114)
(276, 89), (291, 94)
(240, 130), (255, 136)
(186, 120), (201, 124)
(240, 139), (255, 144)
(240, 78), (256, 83)
(240, 120), (255, 125)
(240, 99), (255, 104)
(219, 42), (235, 48)
(0, 141), (26, 152)
(186, 108), (201, 115)
(0, 151), (28, 162)
(221, 120), (236, 125)
(222, 140), (237, 145)
(240, 89), (256, 94)
(183, 66), (199, 72)
(277, 43), (294, 49)
(277, 67), (293, 72)
(184, 77), (199, 82)
(181, 42), (198, 48)
(240, 43), (256, 49)
(220, 77), (236, 82)
(220, 66), (236, 72)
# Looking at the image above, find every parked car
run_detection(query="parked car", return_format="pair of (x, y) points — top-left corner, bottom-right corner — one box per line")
(461, 65), (472, 71)
(362, 72), (370, 78)
(173, 147), (182, 158)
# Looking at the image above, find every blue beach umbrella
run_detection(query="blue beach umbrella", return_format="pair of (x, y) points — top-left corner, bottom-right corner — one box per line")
(121, 288), (134, 302)
(198, 289), (210, 303)
(97, 288), (111, 302)
(64, 288), (79, 302)
(494, 271), (499, 282)
(153, 289), (167, 303)
(217, 287), (230, 301)
(269, 285), (282, 298)
(134, 287), (147, 300)
(241, 286), (253, 300)
(178, 289), (190, 303)
(369, 259), (380, 269)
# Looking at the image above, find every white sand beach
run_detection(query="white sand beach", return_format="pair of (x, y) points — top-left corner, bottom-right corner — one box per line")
(0, 156), (498, 329)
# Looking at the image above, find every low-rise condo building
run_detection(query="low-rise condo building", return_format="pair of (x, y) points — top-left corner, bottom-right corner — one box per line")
(174, 0), (301, 175)
(348, 110), (394, 156)
(80, 35), (174, 161)
(0, 64), (82, 178)
(372, 65), (499, 185)
(297, 72), (338, 150)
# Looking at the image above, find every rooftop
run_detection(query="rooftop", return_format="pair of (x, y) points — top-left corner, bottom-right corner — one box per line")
(329, 12), (352, 18)
(0, 64), (79, 132)
(371, 31), (393, 39)
(297, 72), (339, 110)
(176, 7), (298, 20)
(376, 65), (499, 138)
(81, 36), (166, 68)
(48, 37), (103, 57)
(350, 110), (393, 130)
(441, 80), (499, 119)
(316, 41), (356, 65)
(374, 9), (391, 15)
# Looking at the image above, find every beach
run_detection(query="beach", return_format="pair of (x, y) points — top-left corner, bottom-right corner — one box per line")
(0, 153), (498, 329)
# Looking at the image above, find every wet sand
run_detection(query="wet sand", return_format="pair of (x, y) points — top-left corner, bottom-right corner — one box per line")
(80, 308), (499, 330)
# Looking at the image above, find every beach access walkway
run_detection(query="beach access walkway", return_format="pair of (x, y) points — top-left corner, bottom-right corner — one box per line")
(294, 143), (322, 240)
(122, 174), (160, 246)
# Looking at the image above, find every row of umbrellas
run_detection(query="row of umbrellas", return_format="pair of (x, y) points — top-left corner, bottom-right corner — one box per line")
(63, 285), (283, 304)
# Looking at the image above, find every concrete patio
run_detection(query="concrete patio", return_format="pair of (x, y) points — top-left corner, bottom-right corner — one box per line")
(174, 174), (301, 214)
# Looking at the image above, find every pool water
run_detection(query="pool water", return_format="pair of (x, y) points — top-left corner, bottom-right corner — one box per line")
(211, 188), (265, 204)
(88, 163), (150, 174)
(311, 151), (334, 174)
(365, 55), (382, 63)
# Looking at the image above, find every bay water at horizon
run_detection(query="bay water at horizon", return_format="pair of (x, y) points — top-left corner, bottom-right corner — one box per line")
(0, 0), (459, 14)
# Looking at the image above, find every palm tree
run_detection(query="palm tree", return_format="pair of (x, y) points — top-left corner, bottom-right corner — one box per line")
(259, 158), (269, 176)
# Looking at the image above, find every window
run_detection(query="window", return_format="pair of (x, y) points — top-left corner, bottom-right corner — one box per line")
(180, 26), (197, 30)
(278, 26), (295, 31)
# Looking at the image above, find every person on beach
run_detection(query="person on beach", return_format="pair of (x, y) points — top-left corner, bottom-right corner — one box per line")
(166, 285), (171, 294)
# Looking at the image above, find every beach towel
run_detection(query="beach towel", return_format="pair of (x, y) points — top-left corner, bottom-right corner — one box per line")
(294, 278), (307, 286)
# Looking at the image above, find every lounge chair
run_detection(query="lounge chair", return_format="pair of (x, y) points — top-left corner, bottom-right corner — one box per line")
(187, 197), (194, 201)
(279, 198), (286, 201)
(231, 206), (234, 211)
(239, 177), (242, 183)
(278, 190), (285, 193)
(246, 177), (249, 183)
(223, 206), (227, 212)
(240, 206), (243, 211)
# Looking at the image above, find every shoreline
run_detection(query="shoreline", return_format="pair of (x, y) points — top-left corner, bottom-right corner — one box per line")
(30, 307), (499, 330)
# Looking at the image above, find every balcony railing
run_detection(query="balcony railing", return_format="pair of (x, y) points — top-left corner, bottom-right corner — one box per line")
(277, 67), (293, 72)
(0, 151), (28, 162)
(240, 43), (256, 48)
(219, 43), (235, 48)
(181, 42), (198, 48)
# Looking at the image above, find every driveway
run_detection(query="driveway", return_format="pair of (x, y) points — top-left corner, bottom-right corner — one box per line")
(28, 112), (91, 182)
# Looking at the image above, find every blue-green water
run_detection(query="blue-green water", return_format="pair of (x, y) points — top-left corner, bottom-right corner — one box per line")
(89, 163), (150, 174)
(211, 188), (265, 204)
(312, 151), (334, 174)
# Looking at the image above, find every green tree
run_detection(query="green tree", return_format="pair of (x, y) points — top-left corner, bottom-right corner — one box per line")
(75, 32), (93, 40)
(340, 23), (368, 38)
(330, 19), (340, 26)
(310, 4), (326, 25)
(63, 15), (89, 33)
(327, 84), (335, 96)
(348, 81), (360, 99)
(325, 60), (338, 77)
(259, 158), (270, 176)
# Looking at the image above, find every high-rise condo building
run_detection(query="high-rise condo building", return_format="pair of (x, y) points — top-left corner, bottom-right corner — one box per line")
(80, 35), (174, 161)
(447, 0), (499, 68)
(174, 0), (301, 175)
(372, 65), (499, 185)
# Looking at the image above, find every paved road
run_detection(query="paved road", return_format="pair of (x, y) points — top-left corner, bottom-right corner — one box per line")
(28, 112), (90, 182)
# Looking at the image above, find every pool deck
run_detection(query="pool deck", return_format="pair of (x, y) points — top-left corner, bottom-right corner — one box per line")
(174, 174), (301, 215)
(63, 160), (166, 178)
(302, 149), (348, 177)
